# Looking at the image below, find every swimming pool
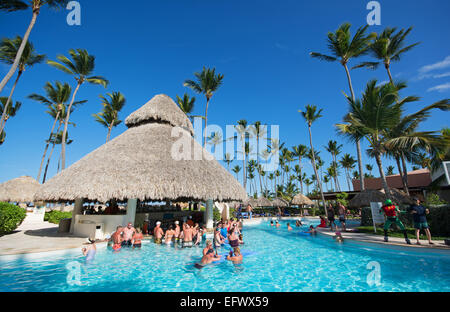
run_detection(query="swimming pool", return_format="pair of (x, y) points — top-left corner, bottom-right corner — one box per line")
(1, 218), (449, 292)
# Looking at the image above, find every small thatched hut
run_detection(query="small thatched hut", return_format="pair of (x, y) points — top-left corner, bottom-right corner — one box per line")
(291, 193), (314, 206)
(349, 188), (413, 208)
(271, 197), (288, 207)
(35, 94), (246, 235)
(0, 176), (40, 203)
(244, 196), (271, 207)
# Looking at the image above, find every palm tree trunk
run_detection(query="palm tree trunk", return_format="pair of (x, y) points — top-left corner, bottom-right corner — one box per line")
(395, 155), (408, 194)
(385, 63), (394, 85)
(106, 125), (112, 142)
(299, 158), (304, 194)
(308, 125), (327, 217)
(0, 9), (39, 94)
(61, 81), (82, 170)
(343, 62), (365, 191)
(203, 97), (210, 147)
(37, 111), (60, 182)
(0, 71), (23, 136)
(374, 151), (391, 199)
(345, 169), (351, 191)
(400, 152), (410, 195)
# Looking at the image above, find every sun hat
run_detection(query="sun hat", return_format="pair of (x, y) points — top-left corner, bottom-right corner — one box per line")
(175, 221), (179, 224)
(156, 221), (161, 225)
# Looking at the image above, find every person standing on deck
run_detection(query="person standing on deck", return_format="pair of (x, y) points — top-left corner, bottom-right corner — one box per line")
(338, 203), (347, 231)
(380, 199), (411, 245)
(408, 198), (434, 245)
(246, 204), (253, 219)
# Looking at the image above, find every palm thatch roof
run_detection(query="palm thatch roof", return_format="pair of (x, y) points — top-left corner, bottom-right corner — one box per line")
(244, 196), (272, 207)
(291, 193), (314, 206)
(35, 94), (247, 203)
(349, 188), (413, 208)
(0, 176), (40, 202)
(271, 197), (289, 207)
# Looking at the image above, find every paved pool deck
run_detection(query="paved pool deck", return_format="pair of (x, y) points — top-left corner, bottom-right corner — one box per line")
(0, 213), (89, 256)
(0, 215), (448, 256)
(244, 216), (450, 251)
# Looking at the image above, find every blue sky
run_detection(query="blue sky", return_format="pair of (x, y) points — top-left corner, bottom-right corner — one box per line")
(1, 0), (449, 192)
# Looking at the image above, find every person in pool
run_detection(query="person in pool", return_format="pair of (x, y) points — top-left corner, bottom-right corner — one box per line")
(228, 226), (240, 248)
(153, 221), (164, 244)
(194, 226), (204, 246)
(122, 222), (136, 247)
(82, 238), (96, 262)
(203, 240), (214, 256)
(174, 221), (181, 242)
(305, 225), (316, 235)
(195, 249), (221, 269)
(164, 225), (176, 245)
(238, 234), (244, 245)
(275, 220), (280, 228)
(226, 247), (243, 264)
(380, 199), (411, 245)
(287, 223), (293, 231)
(182, 223), (194, 247)
(132, 228), (143, 248)
(214, 226), (225, 247)
(295, 219), (303, 227)
(111, 226), (123, 252)
(333, 231), (344, 243)
(270, 220), (274, 227)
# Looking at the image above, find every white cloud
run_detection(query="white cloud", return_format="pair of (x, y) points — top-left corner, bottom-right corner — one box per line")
(427, 82), (450, 93)
(419, 56), (450, 73)
(376, 80), (389, 87)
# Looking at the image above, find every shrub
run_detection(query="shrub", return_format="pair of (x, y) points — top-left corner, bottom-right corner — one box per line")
(424, 193), (447, 206)
(0, 202), (26, 235)
(44, 210), (72, 224)
(213, 207), (221, 222)
(336, 192), (349, 206)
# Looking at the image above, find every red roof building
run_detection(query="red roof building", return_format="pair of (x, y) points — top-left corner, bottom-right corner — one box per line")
(352, 169), (432, 191)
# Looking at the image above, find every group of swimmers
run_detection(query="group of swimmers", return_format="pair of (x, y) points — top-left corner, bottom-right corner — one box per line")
(153, 219), (206, 247)
(269, 218), (317, 235)
(109, 222), (144, 251)
(194, 219), (245, 269)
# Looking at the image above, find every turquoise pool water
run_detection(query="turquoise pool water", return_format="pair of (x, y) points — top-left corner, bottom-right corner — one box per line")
(1, 218), (449, 292)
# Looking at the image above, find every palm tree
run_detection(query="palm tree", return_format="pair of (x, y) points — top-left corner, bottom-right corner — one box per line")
(47, 49), (108, 170)
(175, 93), (204, 122)
(304, 178), (313, 195)
(353, 27), (419, 84)
(326, 165), (338, 191)
(311, 23), (375, 191)
(232, 165), (241, 181)
(28, 81), (86, 181)
(325, 140), (343, 191)
(365, 164), (374, 177)
(386, 165), (395, 176)
(337, 80), (420, 197)
(0, 0), (68, 94)
(224, 153), (232, 171)
(383, 99), (450, 194)
(183, 67), (224, 147)
(299, 104), (326, 214)
(340, 153), (356, 191)
(323, 175), (331, 192)
(250, 121), (266, 193)
(43, 130), (73, 182)
(0, 36), (45, 135)
(235, 119), (248, 188)
(92, 92), (126, 142)
(291, 144), (308, 194)
(0, 97), (21, 140)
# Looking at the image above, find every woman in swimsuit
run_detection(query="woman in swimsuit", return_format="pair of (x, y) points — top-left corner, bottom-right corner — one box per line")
(132, 228), (143, 248)
(82, 238), (96, 262)
(228, 227), (239, 248)
(164, 225), (175, 245)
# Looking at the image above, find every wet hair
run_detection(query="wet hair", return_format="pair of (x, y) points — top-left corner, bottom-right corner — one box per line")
(233, 247), (241, 255)
(270, 221), (273, 224)
(287, 223), (290, 226)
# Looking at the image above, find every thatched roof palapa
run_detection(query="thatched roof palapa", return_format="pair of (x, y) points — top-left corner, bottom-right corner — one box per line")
(244, 196), (272, 207)
(0, 176), (40, 203)
(271, 197), (289, 207)
(35, 94), (247, 203)
(348, 188), (413, 208)
(291, 193), (314, 206)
